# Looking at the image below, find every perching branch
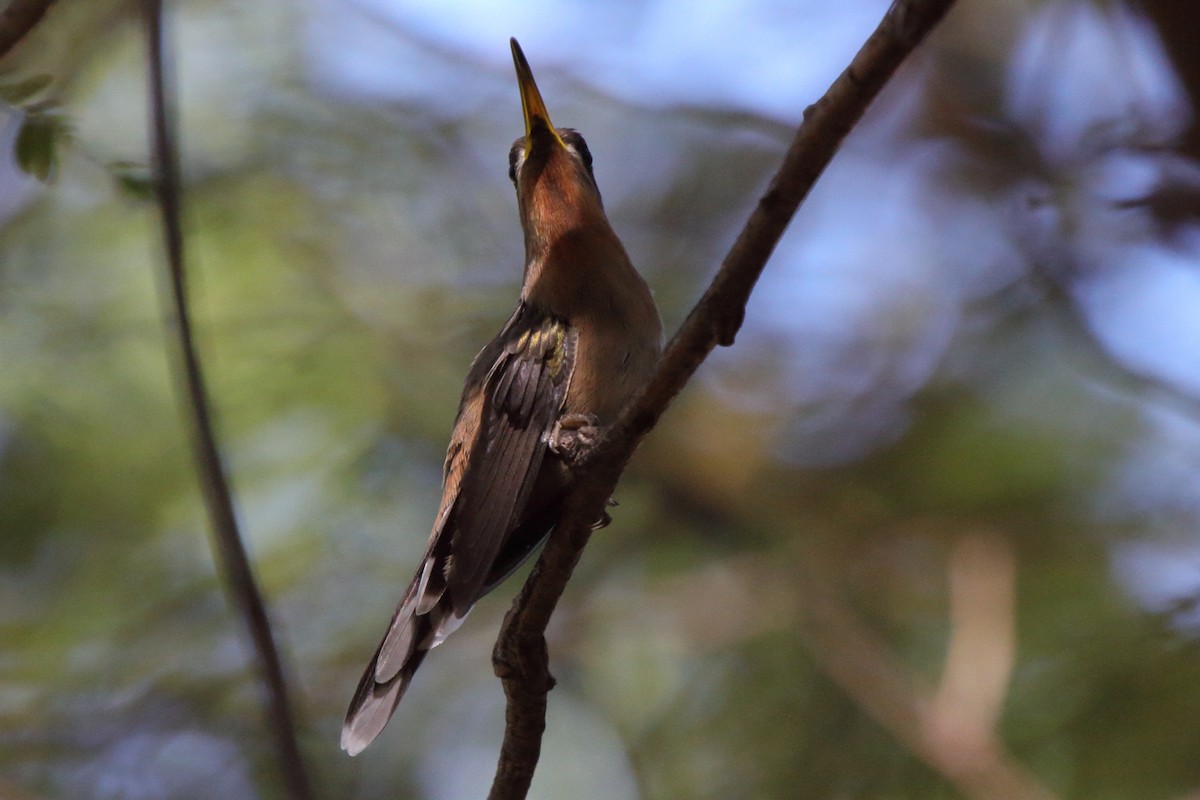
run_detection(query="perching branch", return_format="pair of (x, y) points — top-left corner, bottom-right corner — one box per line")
(487, 1), (960, 798)
(0, 0), (55, 59)
(141, 3), (314, 799)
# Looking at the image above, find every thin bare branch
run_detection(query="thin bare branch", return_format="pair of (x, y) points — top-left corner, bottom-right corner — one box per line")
(0, 0), (55, 59)
(141, 3), (314, 798)
(487, 1), (961, 798)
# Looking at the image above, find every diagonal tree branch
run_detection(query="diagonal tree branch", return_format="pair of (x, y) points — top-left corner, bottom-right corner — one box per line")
(0, 0), (55, 59)
(141, 2), (314, 798)
(488, 1), (960, 798)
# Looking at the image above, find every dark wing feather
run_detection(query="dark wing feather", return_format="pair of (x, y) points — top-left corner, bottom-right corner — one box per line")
(447, 307), (575, 609)
(341, 302), (574, 756)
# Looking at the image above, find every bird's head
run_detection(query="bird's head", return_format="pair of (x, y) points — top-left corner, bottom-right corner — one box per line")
(508, 38), (605, 249)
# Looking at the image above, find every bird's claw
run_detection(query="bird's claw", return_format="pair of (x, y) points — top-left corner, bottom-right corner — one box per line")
(551, 416), (616, 527)
(548, 412), (601, 466)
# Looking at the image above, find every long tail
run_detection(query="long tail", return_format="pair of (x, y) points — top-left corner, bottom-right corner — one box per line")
(341, 554), (464, 756)
(341, 496), (562, 755)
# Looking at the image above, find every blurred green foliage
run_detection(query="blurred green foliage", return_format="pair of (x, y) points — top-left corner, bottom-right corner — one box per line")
(2, 1), (1200, 799)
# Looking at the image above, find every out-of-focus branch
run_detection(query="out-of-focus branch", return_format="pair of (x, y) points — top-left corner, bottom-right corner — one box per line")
(926, 531), (1018, 772)
(486, 2), (960, 798)
(798, 533), (1056, 800)
(559, 531), (1049, 797)
(0, 0), (55, 59)
(141, 3), (314, 798)
(600, 534), (1052, 798)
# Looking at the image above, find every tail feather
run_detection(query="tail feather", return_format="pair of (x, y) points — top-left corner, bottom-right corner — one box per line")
(375, 554), (446, 682)
(341, 559), (463, 755)
(373, 595), (418, 684)
(341, 647), (428, 756)
(342, 498), (561, 754)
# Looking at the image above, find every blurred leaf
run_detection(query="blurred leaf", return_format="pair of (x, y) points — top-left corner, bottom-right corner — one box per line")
(108, 160), (156, 201)
(3, 2), (1200, 798)
(0, 427), (58, 566)
(14, 110), (70, 182)
(0, 73), (53, 105)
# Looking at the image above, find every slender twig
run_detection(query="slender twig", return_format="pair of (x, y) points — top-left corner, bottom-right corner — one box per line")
(141, 3), (314, 798)
(486, 1), (960, 798)
(0, 0), (55, 59)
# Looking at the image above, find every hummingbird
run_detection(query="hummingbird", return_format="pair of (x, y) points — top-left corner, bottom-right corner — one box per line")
(341, 38), (663, 755)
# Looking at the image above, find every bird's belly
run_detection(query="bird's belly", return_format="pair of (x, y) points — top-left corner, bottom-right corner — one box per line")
(564, 320), (659, 423)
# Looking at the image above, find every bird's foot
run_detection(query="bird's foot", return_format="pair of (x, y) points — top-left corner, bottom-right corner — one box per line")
(591, 498), (618, 530)
(550, 415), (617, 528)
(548, 413), (602, 466)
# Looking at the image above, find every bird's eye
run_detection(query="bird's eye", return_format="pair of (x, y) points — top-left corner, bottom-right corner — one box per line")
(576, 139), (593, 174)
(508, 142), (524, 186)
(562, 130), (594, 175)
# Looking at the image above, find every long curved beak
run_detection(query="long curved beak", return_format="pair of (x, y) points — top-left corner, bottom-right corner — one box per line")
(511, 38), (565, 147)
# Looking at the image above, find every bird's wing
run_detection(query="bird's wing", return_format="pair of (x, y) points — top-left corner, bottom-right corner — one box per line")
(343, 304), (575, 755)
(445, 304), (576, 609)
(374, 303), (574, 670)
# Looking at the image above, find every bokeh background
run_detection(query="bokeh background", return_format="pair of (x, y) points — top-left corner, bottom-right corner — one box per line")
(3, 0), (1200, 797)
